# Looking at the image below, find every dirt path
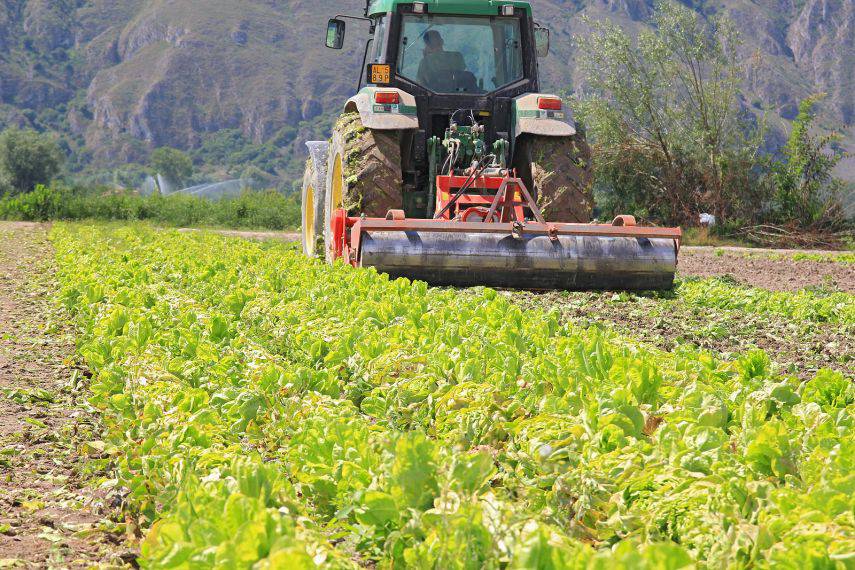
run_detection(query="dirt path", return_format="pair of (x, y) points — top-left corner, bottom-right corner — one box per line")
(177, 227), (300, 242)
(0, 223), (132, 568)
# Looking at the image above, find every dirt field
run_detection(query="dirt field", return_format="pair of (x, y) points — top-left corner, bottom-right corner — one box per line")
(0, 223), (132, 568)
(505, 245), (853, 379)
(507, 287), (852, 379)
(680, 247), (854, 292)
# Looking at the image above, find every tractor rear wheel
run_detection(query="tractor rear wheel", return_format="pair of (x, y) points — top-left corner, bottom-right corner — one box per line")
(301, 156), (326, 257)
(324, 112), (402, 262)
(514, 134), (593, 223)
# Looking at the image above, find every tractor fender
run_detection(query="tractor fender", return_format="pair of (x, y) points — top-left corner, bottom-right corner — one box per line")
(512, 93), (576, 139)
(344, 87), (419, 131)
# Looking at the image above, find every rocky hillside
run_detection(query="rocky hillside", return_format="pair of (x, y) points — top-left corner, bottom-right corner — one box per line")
(0, 0), (852, 186)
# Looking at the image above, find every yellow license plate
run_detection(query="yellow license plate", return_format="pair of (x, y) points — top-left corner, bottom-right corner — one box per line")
(369, 64), (391, 85)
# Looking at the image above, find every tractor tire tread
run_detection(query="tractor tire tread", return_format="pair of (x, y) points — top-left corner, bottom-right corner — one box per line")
(514, 135), (594, 223)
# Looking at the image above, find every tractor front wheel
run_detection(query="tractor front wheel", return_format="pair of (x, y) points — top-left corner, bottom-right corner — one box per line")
(514, 134), (593, 223)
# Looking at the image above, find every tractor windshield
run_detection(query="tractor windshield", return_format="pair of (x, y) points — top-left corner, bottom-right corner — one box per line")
(396, 15), (523, 94)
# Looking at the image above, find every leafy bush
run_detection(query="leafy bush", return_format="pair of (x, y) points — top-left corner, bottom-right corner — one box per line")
(0, 184), (64, 220)
(575, 4), (851, 233)
(0, 128), (65, 195)
(0, 185), (300, 230)
(576, 2), (767, 227)
(769, 95), (847, 230)
(151, 146), (194, 188)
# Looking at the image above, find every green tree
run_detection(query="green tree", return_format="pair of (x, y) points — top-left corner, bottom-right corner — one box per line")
(151, 147), (193, 188)
(0, 128), (64, 195)
(575, 1), (765, 226)
(771, 95), (845, 229)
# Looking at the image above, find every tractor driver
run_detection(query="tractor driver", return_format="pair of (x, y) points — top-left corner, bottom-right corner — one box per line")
(417, 30), (469, 91)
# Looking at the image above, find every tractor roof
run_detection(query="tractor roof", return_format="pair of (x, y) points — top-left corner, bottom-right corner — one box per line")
(367, 0), (533, 17)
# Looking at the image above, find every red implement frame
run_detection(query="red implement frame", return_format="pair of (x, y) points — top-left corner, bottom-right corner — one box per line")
(435, 174), (526, 222)
(330, 174), (682, 266)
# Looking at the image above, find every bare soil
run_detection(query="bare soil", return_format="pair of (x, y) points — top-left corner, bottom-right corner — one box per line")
(679, 249), (854, 292)
(681, 245), (848, 256)
(0, 222), (133, 569)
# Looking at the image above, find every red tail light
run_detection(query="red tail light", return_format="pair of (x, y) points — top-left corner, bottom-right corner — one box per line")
(375, 91), (400, 105)
(538, 97), (562, 110)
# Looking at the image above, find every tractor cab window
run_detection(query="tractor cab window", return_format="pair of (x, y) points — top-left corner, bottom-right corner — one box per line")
(397, 15), (523, 93)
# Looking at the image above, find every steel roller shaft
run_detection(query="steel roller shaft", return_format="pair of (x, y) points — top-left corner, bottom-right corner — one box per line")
(359, 230), (679, 290)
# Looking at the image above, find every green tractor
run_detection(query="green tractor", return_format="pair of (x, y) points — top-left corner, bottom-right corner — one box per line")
(302, 0), (680, 290)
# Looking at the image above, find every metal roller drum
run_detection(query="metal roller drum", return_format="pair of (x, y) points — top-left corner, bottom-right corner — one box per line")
(359, 230), (678, 290)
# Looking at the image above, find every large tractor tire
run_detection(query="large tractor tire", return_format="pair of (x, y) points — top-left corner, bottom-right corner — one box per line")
(325, 112), (402, 261)
(301, 156), (326, 257)
(514, 134), (593, 223)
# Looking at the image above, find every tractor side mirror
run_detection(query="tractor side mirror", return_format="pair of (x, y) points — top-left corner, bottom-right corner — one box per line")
(326, 18), (346, 49)
(534, 26), (550, 58)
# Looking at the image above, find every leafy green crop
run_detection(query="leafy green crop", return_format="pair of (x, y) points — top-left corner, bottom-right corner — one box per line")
(52, 223), (854, 569)
(677, 277), (854, 323)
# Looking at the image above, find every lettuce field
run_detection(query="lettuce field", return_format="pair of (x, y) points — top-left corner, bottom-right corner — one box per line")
(48, 223), (853, 568)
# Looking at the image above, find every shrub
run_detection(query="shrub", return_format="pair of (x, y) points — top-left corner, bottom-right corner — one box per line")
(151, 147), (194, 188)
(0, 184), (64, 220)
(575, 2), (768, 226)
(769, 95), (847, 230)
(0, 128), (65, 195)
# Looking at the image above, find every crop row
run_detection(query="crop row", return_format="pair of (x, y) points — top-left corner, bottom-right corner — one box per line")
(52, 223), (854, 569)
(669, 278), (853, 324)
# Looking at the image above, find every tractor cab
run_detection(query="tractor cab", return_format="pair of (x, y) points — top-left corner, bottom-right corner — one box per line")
(393, 12), (525, 94)
(327, 1), (549, 147)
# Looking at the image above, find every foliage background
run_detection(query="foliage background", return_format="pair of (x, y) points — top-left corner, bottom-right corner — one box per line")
(575, 3), (848, 230)
(0, 186), (300, 230)
(0, 0), (851, 193)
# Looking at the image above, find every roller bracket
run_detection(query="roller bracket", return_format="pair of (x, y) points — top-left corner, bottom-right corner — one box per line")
(612, 215), (637, 227)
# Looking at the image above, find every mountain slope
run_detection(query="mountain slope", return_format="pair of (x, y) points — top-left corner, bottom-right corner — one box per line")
(0, 0), (852, 186)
